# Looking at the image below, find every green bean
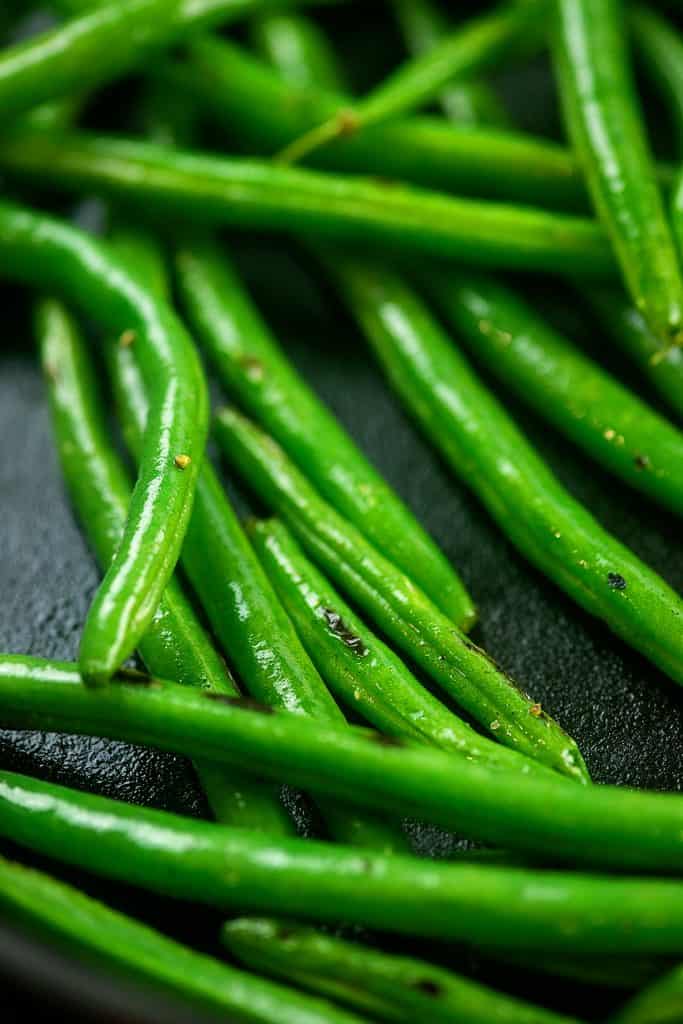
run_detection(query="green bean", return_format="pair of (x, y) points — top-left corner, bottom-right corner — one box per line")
(0, 0), (291, 122)
(276, 0), (542, 164)
(223, 918), (583, 1024)
(631, 5), (683, 158)
(491, 948), (669, 992)
(214, 407), (588, 783)
(249, 11), (345, 92)
(107, 228), (403, 853)
(426, 270), (683, 517)
(391, 0), (512, 127)
(318, 255), (683, 686)
(5, 655), (683, 870)
(611, 966), (683, 1023)
(4, 752), (683, 944)
(174, 236), (475, 628)
(553, 0), (683, 350)
(0, 199), (207, 686)
(249, 517), (552, 777)
(584, 286), (683, 422)
(0, 130), (614, 273)
(37, 295), (292, 835)
(0, 856), (367, 1024)
(181, 35), (602, 210)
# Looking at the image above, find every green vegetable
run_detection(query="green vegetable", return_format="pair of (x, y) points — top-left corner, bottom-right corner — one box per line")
(37, 295), (291, 835)
(214, 407), (587, 782)
(553, 0), (683, 349)
(249, 517), (550, 776)
(0, 0), (290, 121)
(108, 228), (403, 853)
(276, 0), (541, 163)
(0, 856), (367, 1024)
(3, 656), (683, 871)
(427, 270), (683, 517)
(0, 130), (614, 273)
(319, 255), (683, 686)
(631, 4), (683, 158)
(0, 199), (207, 686)
(391, 0), (511, 127)
(611, 964), (683, 1023)
(3, 757), (683, 945)
(250, 11), (345, 92)
(175, 236), (475, 628)
(223, 917), (584, 1024)
(584, 286), (683, 422)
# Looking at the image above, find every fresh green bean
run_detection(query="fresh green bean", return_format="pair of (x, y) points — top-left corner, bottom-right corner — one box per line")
(37, 295), (292, 835)
(553, 0), (683, 350)
(318, 255), (683, 686)
(276, 0), (541, 163)
(249, 517), (552, 777)
(250, 11), (345, 92)
(0, 856), (367, 1024)
(214, 407), (588, 783)
(0, 130), (614, 273)
(611, 965), (683, 1023)
(223, 918), (583, 1024)
(0, 199), (207, 686)
(107, 228), (403, 853)
(391, 0), (512, 127)
(0, 0), (293, 122)
(631, 4), (683, 158)
(584, 286), (683, 422)
(4, 756), (683, 945)
(426, 270), (683, 516)
(175, 236), (475, 628)
(180, 35), (601, 210)
(4, 656), (683, 870)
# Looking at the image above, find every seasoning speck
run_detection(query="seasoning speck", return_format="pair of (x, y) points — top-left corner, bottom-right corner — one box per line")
(607, 572), (627, 590)
(119, 329), (136, 348)
(529, 703), (542, 717)
(634, 454), (650, 470)
(490, 720), (501, 731)
(174, 454), (191, 470)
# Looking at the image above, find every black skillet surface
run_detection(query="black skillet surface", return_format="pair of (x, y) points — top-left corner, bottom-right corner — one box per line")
(2, 4), (683, 1021)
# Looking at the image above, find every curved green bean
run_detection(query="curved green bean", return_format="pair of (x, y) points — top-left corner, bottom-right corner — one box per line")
(0, 130), (614, 273)
(249, 518), (552, 777)
(0, 857), (367, 1024)
(0, 199), (207, 686)
(319, 255), (683, 686)
(175, 236), (474, 628)
(584, 286), (683, 422)
(107, 228), (403, 853)
(4, 656), (683, 870)
(4, 756), (683, 944)
(214, 407), (588, 783)
(631, 5), (683, 158)
(223, 918), (583, 1024)
(250, 11), (345, 92)
(553, 0), (683, 350)
(37, 295), (291, 835)
(276, 0), (541, 163)
(0, 0), (286, 122)
(427, 270), (683, 516)
(612, 967), (683, 1023)
(391, 0), (511, 127)
(181, 35), (599, 210)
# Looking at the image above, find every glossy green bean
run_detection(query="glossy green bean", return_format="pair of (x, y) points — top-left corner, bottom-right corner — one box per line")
(249, 518), (552, 777)
(108, 229), (402, 853)
(611, 967), (683, 1023)
(427, 270), (683, 516)
(584, 286), (683, 422)
(553, 0), (683, 349)
(37, 295), (291, 835)
(631, 4), (683, 158)
(0, 856), (367, 1024)
(0, 0), (287, 122)
(320, 255), (683, 686)
(0, 199), (207, 686)
(276, 0), (541, 163)
(4, 656), (683, 870)
(214, 407), (588, 783)
(391, 0), (512, 127)
(181, 35), (600, 210)
(223, 918), (583, 1024)
(0, 130), (614, 273)
(174, 236), (474, 628)
(250, 11), (344, 92)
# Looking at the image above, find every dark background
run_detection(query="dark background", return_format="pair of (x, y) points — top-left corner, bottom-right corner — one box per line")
(1, 3), (683, 1021)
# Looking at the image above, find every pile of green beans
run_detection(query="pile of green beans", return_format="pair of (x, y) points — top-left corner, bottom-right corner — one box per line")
(3, 1), (683, 1021)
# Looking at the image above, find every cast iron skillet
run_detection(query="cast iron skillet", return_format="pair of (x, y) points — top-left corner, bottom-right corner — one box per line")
(1, 4), (682, 1021)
